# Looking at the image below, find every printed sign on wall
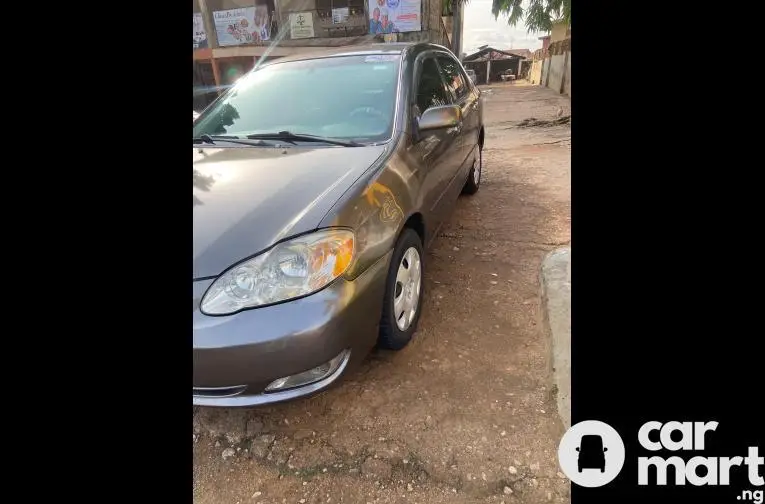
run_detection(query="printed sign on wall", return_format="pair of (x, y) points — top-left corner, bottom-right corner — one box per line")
(289, 12), (315, 39)
(213, 6), (270, 46)
(332, 7), (350, 24)
(367, 0), (421, 34)
(193, 12), (208, 49)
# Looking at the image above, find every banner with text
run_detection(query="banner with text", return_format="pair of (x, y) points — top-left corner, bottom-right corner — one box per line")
(367, 0), (421, 34)
(213, 6), (270, 46)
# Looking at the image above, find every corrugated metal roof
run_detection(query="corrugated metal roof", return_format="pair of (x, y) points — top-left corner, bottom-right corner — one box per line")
(463, 47), (522, 62)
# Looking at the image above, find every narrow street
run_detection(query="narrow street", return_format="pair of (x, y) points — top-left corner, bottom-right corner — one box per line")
(193, 82), (572, 504)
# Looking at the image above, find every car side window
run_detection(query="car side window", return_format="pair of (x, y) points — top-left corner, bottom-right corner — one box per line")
(415, 57), (451, 117)
(436, 56), (469, 102)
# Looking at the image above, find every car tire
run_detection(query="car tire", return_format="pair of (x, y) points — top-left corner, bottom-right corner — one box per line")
(462, 144), (482, 195)
(378, 228), (424, 350)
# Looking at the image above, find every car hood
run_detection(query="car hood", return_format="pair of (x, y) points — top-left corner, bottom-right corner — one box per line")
(193, 144), (386, 279)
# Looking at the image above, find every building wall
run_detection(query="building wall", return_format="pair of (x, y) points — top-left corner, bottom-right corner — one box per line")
(197, 0), (449, 43)
(532, 38), (569, 97)
(550, 21), (568, 43)
(276, 0), (367, 39)
(529, 59), (542, 85)
(546, 53), (565, 91)
(540, 58), (550, 87)
(279, 0), (313, 7)
(209, 0), (268, 10)
(193, 0), (459, 89)
(540, 36), (550, 53)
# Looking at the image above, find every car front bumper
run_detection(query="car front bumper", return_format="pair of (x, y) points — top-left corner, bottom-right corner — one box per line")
(192, 251), (391, 407)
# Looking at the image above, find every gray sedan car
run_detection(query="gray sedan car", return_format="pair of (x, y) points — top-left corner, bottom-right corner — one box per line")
(193, 42), (484, 407)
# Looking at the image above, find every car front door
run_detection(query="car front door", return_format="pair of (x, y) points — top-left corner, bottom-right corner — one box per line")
(436, 54), (481, 184)
(409, 54), (462, 242)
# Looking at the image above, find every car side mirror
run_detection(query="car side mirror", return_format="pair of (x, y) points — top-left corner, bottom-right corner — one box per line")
(418, 105), (462, 132)
(603, 447), (608, 452)
(575, 447), (580, 452)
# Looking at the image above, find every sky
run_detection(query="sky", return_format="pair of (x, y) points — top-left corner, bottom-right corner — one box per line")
(462, 0), (545, 55)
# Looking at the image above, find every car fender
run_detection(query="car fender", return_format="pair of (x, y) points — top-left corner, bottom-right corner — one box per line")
(318, 135), (423, 282)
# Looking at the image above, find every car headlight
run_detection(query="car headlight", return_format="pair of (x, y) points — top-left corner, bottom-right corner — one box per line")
(200, 229), (355, 315)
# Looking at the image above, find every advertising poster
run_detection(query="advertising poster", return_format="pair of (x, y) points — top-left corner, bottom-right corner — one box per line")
(193, 12), (208, 49)
(367, 0), (421, 34)
(289, 12), (315, 39)
(213, 6), (270, 46)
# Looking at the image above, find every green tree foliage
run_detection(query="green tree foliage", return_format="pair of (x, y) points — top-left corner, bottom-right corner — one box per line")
(492, 0), (570, 33)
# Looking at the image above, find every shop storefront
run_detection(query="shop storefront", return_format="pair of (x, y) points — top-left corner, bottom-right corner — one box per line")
(193, 0), (280, 98)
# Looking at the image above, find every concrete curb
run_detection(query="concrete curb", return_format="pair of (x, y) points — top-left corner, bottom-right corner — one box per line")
(540, 247), (571, 430)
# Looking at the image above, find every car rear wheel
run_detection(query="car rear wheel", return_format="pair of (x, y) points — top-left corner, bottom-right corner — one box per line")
(462, 144), (482, 195)
(378, 228), (424, 350)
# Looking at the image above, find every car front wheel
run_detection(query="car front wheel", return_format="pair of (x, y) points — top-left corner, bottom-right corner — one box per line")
(378, 228), (424, 350)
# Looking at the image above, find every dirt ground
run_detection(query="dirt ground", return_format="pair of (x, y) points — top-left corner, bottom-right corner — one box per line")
(193, 82), (572, 504)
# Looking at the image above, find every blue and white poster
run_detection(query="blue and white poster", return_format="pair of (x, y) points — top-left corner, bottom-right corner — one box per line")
(367, 0), (421, 34)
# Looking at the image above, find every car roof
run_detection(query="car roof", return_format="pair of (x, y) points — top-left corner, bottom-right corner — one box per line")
(259, 42), (454, 67)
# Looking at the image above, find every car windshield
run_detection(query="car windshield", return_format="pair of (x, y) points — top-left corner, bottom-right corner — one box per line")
(193, 54), (400, 143)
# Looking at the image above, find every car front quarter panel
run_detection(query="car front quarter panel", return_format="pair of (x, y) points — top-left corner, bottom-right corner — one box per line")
(319, 135), (423, 282)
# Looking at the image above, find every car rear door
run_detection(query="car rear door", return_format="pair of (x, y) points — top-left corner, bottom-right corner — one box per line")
(409, 53), (462, 241)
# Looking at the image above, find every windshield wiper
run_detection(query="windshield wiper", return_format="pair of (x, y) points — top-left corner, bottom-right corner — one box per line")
(245, 131), (361, 147)
(193, 134), (271, 147)
(193, 134), (235, 144)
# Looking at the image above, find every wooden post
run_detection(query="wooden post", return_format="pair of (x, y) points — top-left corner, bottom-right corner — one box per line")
(211, 58), (222, 90)
(197, 0), (216, 49)
(451, 0), (462, 57)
